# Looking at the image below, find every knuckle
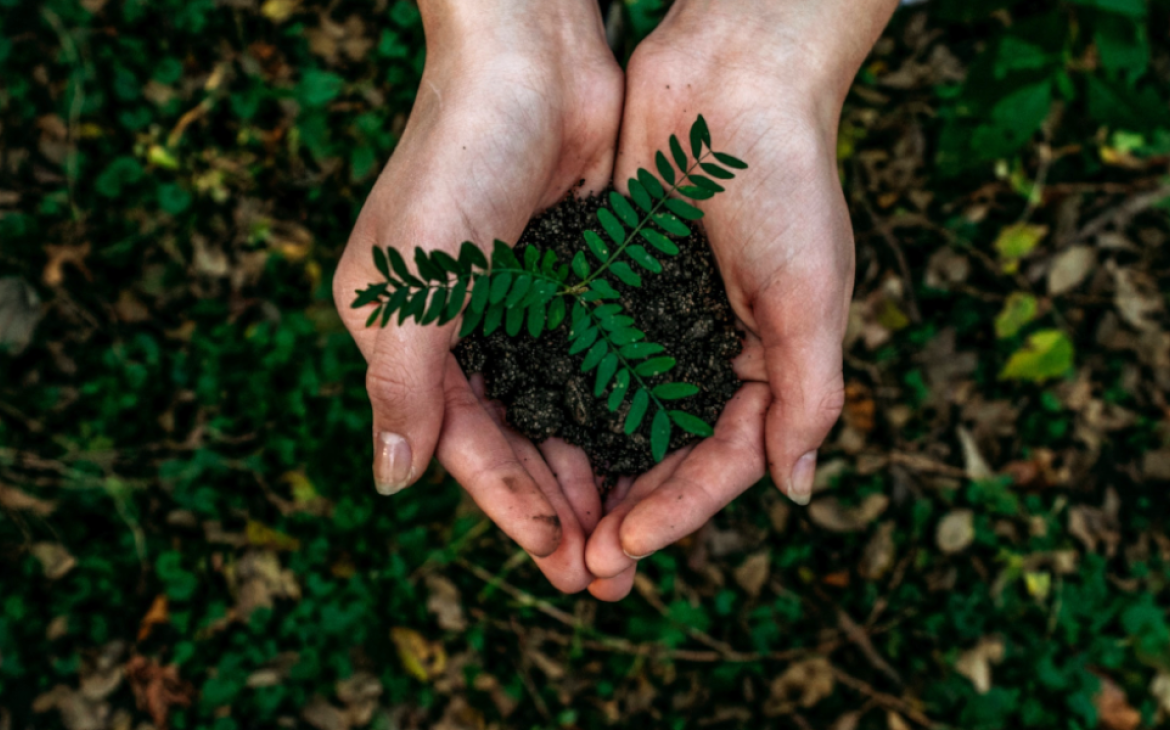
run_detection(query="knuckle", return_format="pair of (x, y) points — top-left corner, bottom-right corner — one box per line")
(365, 366), (420, 411)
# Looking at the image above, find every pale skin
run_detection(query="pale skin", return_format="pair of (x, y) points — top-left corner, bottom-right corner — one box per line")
(333, 0), (900, 599)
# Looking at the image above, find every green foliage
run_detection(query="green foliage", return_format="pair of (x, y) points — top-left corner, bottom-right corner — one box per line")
(352, 116), (739, 461)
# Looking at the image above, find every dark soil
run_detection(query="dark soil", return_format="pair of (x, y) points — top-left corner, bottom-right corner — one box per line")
(454, 190), (742, 482)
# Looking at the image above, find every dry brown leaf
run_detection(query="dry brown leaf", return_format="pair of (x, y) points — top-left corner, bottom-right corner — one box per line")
(233, 550), (301, 618)
(124, 656), (194, 730)
(844, 382), (876, 433)
(734, 551), (771, 597)
(433, 696), (485, 730)
(302, 695), (349, 730)
(1068, 489), (1121, 556)
(954, 637), (1005, 694)
(886, 711), (912, 730)
(936, 510), (975, 554)
(957, 426), (995, 481)
(809, 495), (889, 533)
(1142, 449), (1170, 481)
(1150, 671), (1170, 714)
(1094, 673), (1141, 730)
(137, 595), (169, 641)
(0, 277), (42, 355)
(80, 642), (126, 702)
(0, 483), (55, 516)
(1110, 262), (1164, 332)
(859, 521), (897, 581)
(32, 542), (77, 580)
(43, 243), (92, 287)
(32, 685), (108, 730)
(764, 656), (835, 716)
(1047, 245), (1095, 295)
(425, 575), (467, 632)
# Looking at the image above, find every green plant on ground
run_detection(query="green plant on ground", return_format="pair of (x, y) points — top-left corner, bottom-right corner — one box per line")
(350, 114), (748, 462)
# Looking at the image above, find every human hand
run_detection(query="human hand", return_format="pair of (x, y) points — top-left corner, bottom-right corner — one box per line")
(333, 0), (622, 592)
(585, 0), (898, 599)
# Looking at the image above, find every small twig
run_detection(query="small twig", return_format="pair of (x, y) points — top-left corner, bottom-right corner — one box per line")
(853, 162), (922, 323)
(1068, 183), (1170, 245)
(835, 607), (903, 687)
(831, 668), (935, 728)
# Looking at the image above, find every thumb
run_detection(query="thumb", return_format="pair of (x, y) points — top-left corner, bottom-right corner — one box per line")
(367, 321), (451, 495)
(755, 279), (848, 506)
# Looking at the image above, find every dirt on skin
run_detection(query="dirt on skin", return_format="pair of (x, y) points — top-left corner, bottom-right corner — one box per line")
(454, 190), (743, 483)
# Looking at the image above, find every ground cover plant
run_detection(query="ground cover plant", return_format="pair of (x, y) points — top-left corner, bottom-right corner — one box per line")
(351, 117), (745, 472)
(2, 1), (1170, 729)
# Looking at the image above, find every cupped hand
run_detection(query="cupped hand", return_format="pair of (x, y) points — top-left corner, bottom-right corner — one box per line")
(585, 0), (897, 600)
(333, 0), (622, 592)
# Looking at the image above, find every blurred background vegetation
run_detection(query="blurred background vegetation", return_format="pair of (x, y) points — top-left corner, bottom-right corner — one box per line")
(2, 0), (1170, 728)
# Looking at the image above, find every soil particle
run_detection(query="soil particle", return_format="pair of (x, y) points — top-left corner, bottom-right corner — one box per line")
(455, 190), (742, 484)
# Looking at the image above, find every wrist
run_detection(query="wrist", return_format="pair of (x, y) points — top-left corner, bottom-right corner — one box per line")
(419, 0), (607, 65)
(658, 0), (898, 122)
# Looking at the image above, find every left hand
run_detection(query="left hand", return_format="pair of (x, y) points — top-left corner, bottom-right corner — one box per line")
(584, 0), (897, 600)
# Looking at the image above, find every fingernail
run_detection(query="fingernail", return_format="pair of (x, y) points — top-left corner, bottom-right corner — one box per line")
(787, 451), (817, 506)
(374, 432), (413, 495)
(623, 549), (655, 561)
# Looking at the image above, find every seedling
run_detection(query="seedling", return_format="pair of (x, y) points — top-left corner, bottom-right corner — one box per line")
(352, 115), (747, 462)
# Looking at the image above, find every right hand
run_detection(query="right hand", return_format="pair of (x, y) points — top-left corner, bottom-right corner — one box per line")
(332, 0), (623, 592)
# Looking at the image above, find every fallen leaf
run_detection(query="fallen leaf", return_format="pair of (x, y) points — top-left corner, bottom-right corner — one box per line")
(1150, 671), (1170, 714)
(124, 656), (194, 730)
(936, 510), (975, 554)
(43, 242), (92, 287)
(390, 627), (446, 682)
(336, 671), (383, 727)
(260, 0), (300, 22)
(843, 381), (876, 433)
(995, 292), (1039, 339)
(80, 642), (126, 702)
(1094, 672), (1141, 730)
(999, 329), (1075, 382)
(734, 551), (771, 598)
(425, 575), (467, 632)
(32, 542), (76, 580)
(886, 711), (912, 730)
(994, 223), (1048, 273)
(764, 657), (835, 716)
(859, 521), (897, 581)
(303, 696), (349, 730)
(32, 685), (108, 730)
(1110, 262), (1164, 332)
(957, 426), (996, 481)
(232, 550), (301, 618)
(955, 637), (1005, 694)
(1047, 245), (1095, 295)
(137, 595), (169, 641)
(0, 483), (55, 516)
(0, 277), (42, 355)
(809, 495), (889, 533)
(1068, 489), (1121, 557)
(245, 520), (301, 551)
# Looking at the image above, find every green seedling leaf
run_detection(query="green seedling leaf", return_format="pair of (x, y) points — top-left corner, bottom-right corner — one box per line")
(352, 283), (387, 308)
(548, 296), (566, 329)
(690, 116), (706, 157)
(590, 280), (621, 299)
(365, 304), (383, 327)
(669, 134), (688, 171)
(999, 329), (1075, 382)
(421, 288), (447, 325)
(714, 151), (748, 169)
(640, 229), (679, 255)
(541, 249), (558, 276)
(527, 301), (545, 338)
(611, 262), (642, 287)
(584, 230), (611, 263)
(569, 326), (598, 354)
(470, 274), (491, 313)
(610, 327), (645, 346)
(687, 174), (725, 193)
(459, 241), (488, 270)
(700, 162), (734, 180)
(571, 251), (590, 279)
(609, 192), (640, 228)
(483, 301), (504, 335)
(638, 168), (665, 199)
(373, 247), (390, 279)
(581, 340), (608, 371)
(524, 245), (540, 271)
(625, 388), (650, 434)
(629, 178), (654, 212)
(443, 277), (468, 322)
(678, 185), (715, 200)
(670, 410), (714, 437)
(415, 248), (443, 282)
(459, 305), (483, 337)
(489, 272), (513, 304)
(654, 382), (699, 400)
(995, 292), (1039, 339)
(635, 356), (676, 377)
(384, 286), (410, 318)
(608, 369), (631, 411)
(388, 248), (422, 287)
(381, 302), (395, 326)
(626, 245), (661, 273)
(655, 151), (676, 185)
(654, 213), (691, 237)
(651, 409), (671, 462)
(431, 250), (461, 274)
(595, 353), (619, 396)
(666, 198), (704, 221)
(994, 223), (1048, 274)
(505, 304), (524, 336)
(620, 342), (665, 359)
(594, 303), (623, 323)
(597, 208), (626, 248)
(401, 289), (427, 325)
(491, 239), (521, 269)
(505, 275), (532, 308)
